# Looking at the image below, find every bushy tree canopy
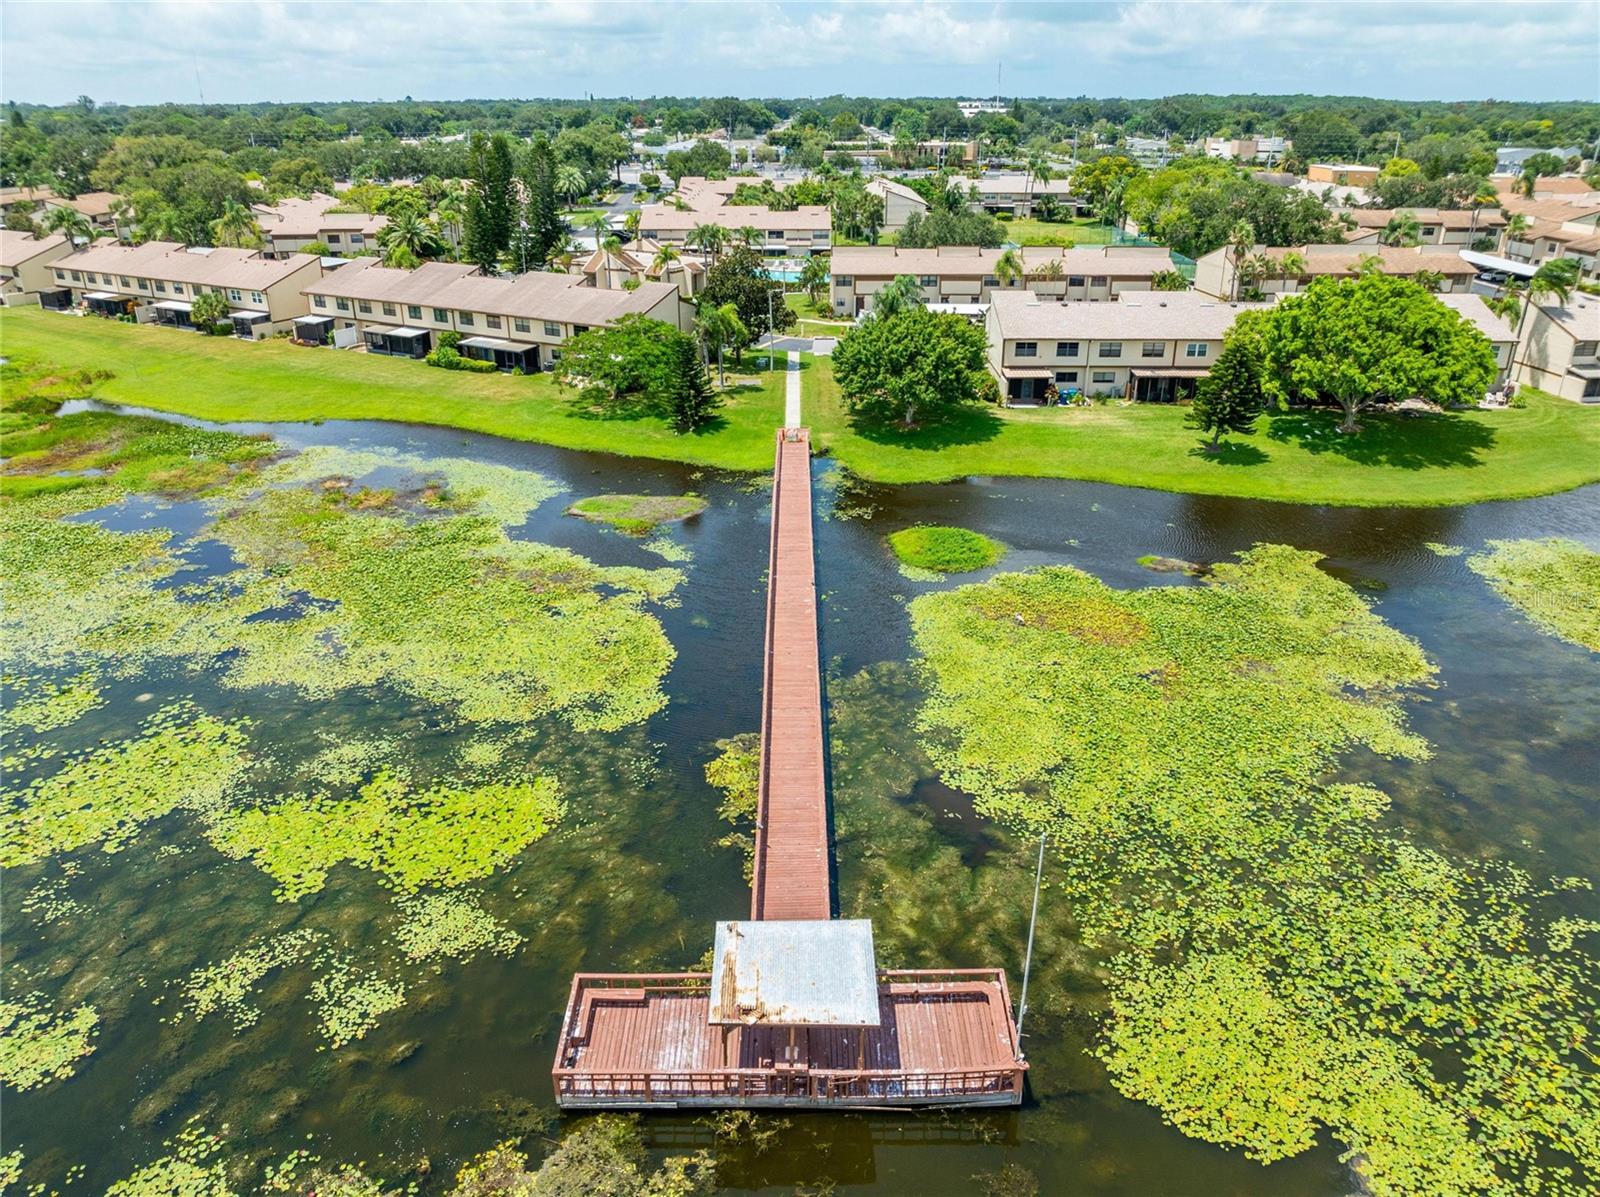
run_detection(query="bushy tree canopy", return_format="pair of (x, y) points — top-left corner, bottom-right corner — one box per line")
(831, 306), (990, 428)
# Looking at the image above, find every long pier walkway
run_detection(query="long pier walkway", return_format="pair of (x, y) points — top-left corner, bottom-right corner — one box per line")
(750, 425), (830, 921)
(552, 409), (1027, 1109)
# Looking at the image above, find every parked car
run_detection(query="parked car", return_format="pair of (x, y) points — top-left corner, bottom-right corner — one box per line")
(1477, 269), (1509, 285)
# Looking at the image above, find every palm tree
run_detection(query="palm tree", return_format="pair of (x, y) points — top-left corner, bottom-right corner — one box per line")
(378, 209), (443, 266)
(109, 196), (137, 244)
(1227, 220), (1255, 300)
(1278, 249), (1307, 288)
(435, 182), (467, 256)
(686, 223), (728, 265)
(555, 164), (587, 206)
(1351, 253), (1385, 275)
(650, 242), (681, 277)
(42, 206), (98, 247)
(1379, 210), (1422, 248)
(1504, 213), (1533, 250)
(733, 225), (763, 249)
(209, 198), (264, 249)
(1025, 153), (1052, 206)
(623, 209), (641, 238)
(1029, 258), (1065, 282)
(871, 273), (923, 318)
(695, 301), (746, 385)
(1511, 257), (1581, 350)
(993, 248), (1026, 289)
(585, 212), (612, 248)
(1466, 182), (1500, 248)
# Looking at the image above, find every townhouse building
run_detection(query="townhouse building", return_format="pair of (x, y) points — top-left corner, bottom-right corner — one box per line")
(864, 177), (929, 232)
(44, 241), (324, 336)
(1496, 196), (1600, 281)
(253, 193), (389, 258)
(985, 289), (1275, 403)
(300, 258), (689, 370)
(953, 175), (1085, 219)
(1513, 292), (1600, 402)
(1306, 163), (1380, 187)
(578, 239), (705, 298)
(1193, 243), (1476, 300)
(829, 245), (1174, 317)
(1341, 207), (1506, 250)
(1436, 293), (1518, 386)
(0, 231), (74, 303)
(0, 187), (122, 233)
(636, 201), (831, 257)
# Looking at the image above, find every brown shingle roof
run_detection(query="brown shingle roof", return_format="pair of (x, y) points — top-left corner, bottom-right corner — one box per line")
(1345, 207), (1506, 231)
(988, 289), (1273, 341)
(49, 241), (320, 289)
(830, 244), (1173, 278)
(638, 203), (830, 232)
(253, 194), (389, 238)
(0, 230), (69, 267)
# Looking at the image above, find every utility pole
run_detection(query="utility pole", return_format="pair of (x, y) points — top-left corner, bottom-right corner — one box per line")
(1015, 830), (1047, 1057)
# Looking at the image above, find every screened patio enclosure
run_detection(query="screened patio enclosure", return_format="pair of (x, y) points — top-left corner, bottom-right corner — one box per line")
(457, 335), (539, 372)
(364, 326), (431, 357)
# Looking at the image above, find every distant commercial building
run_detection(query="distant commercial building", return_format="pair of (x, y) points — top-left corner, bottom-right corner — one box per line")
(1193, 243), (1476, 300)
(956, 100), (1009, 119)
(829, 245), (1174, 317)
(0, 231), (74, 303)
(1306, 163), (1381, 187)
(1204, 136), (1290, 164)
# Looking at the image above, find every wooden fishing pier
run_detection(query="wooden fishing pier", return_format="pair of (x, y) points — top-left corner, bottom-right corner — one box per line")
(552, 426), (1027, 1110)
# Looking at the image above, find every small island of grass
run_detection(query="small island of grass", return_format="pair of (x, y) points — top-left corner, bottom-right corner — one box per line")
(568, 493), (708, 534)
(887, 525), (1006, 574)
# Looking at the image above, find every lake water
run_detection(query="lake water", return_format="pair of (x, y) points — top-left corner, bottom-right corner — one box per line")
(5, 405), (1598, 1194)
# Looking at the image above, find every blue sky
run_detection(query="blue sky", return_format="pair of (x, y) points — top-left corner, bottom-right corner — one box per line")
(2, 1), (1596, 106)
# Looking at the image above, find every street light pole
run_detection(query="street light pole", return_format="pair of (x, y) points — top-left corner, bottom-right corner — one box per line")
(1015, 830), (1047, 1059)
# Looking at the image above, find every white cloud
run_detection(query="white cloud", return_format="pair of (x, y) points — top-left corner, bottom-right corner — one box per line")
(0, 0), (1594, 103)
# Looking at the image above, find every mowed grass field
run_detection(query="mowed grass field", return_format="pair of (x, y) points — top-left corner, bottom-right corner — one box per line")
(0, 306), (787, 472)
(799, 355), (1600, 506)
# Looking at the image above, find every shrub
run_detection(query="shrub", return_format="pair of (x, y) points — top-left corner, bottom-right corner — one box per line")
(887, 525), (1006, 573)
(437, 330), (462, 351)
(640, 172), (661, 190)
(425, 347), (494, 372)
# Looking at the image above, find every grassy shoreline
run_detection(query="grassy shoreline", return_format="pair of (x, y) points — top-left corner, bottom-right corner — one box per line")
(5, 307), (1598, 507)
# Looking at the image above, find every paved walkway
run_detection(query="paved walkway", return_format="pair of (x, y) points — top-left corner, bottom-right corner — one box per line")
(784, 352), (802, 425)
(749, 426), (830, 922)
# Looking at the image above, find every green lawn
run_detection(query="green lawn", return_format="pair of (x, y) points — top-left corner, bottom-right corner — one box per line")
(999, 217), (1113, 247)
(800, 355), (1600, 506)
(785, 292), (851, 338)
(0, 307), (786, 472)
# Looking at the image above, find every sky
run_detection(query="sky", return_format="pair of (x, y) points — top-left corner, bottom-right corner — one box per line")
(2, 0), (1597, 107)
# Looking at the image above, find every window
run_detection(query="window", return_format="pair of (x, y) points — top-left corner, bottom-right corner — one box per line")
(835, 275), (852, 286)
(1185, 342), (1209, 359)
(229, 289), (243, 302)
(251, 292), (263, 304)
(514, 318), (530, 333)
(1014, 341), (1038, 357)
(1068, 275), (1085, 286)
(574, 325), (589, 335)
(1055, 341), (1079, 357)
(1585, 378), (1600, 399)
(1574, 341), (1598, 358)
(70, 270), (82, 282)
(358, 300), (372, 314)
(1099, 342), (1122, 358)
(1420, 227), (1438, 238)
(154, 280), (165, 292)
(458, 311), (474, 325)
(1090, 275), (1107, 286)
(55, 270), (65, 280)
(768, 230), (784, 239)
(1141, 342), (1164, 358)
(982, 275), (998, 287)
(919, 276), (937, 287)
(336, 297), (350, 311)
(382, 303), (396, 317)
(350, 234), (364, 245)
(172, 284), (185, 295)
(1054, 371), (1079, 384)
(486, 315), (502, 329)
(138, 278), (149, 290)
(327, 234), (342, 245)
(433, 308), (448, 323)
(1092, 371), (1117, 384)
(544, 321), (561, 337)
(408, 305), (422, 320)
(313, 295), (327, 308)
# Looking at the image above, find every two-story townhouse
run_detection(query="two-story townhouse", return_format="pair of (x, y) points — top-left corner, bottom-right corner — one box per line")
(951, 175), (1085, 219)
(1495, 197), (1600, 280)
(577, 239), (705, 298)
(1436, 293), (1518, 386)
(300, 258), (689, 370)
(46, 241), (324, 336)
(253, 194), (390, 259)
(1307, 164), (1380, 187)
(864, 177), (929, 232)
(636, 202), (832, 258)
(1514, 293), (1600, 402)
(0, 231), (74, 304)
(1341, 208), (1507, 250)
(985, 290), (1276, 404)
(829, 245), (1175, 317)
(1193, 243), (1477, 300)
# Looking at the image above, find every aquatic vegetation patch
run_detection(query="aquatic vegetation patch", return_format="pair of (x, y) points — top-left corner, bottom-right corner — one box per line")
(1424, 542), (1465, 558)
(1467, 537), (1600, 652)
(910, 546), (1600, 1196)
(705, 733), (760, 878)
(447, 1118), (714, 1197)
(887, 525), (1005, 574)
(1135, 554), (1208, 576)
(2, 672), (105, 733)
(567, 492), (708, 534)
(206, 769), (563, 901)
(173, 929), (325, 1030)
(308, 962), (406, 1049)
(198, 488), (681, 730)
(0, 1151), (20, 1191)
(0, 705), (252, 866)
(262, 1152), (393, 1197)
(104, 1123), (232, 1197)
(0, 993), (100, 1091)
(394, 892), (523, 965)
(642, 534), (693, 563)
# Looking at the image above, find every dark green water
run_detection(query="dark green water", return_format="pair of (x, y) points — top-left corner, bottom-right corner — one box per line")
(4, 407), (1597, 1194)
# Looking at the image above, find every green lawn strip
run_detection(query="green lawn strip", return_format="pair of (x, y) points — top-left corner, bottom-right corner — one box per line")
(568, 492), (709, 534)
(802, 355), (1600, 507)
(0, 308), (786, 473)
(999, 217), (1114, 246)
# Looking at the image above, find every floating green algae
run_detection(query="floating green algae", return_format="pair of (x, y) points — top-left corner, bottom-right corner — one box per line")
(0, 1151), (20, 1191)
(173, 929), (325, 1030)
(568, 492), (708, 534)
(308, 961), (406, 1049)
(705, 733), (761, 878)
(0, 993), (99, 1091)
(3, 673), (105, 733)
(1467, 537), (1600, 652)
(1424, 542), (1465, 558)
(103, 1123), (232, 1197)
(909, 546), (1600, 1196)
(394, 892), (523, 965)
(888, 525), (1006, 574)
(0, 705), (252, 866)
(205, 768), (563, 901)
